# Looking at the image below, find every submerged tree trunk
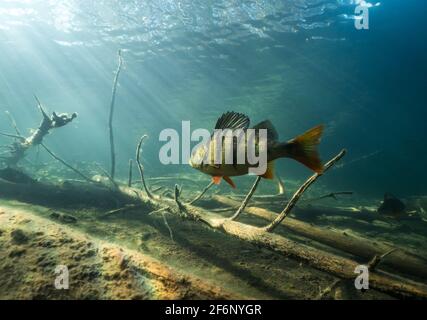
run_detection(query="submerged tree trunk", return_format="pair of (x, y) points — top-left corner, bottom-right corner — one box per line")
(0, 99), (77, 168)
(2, 176), (425, 299)
(212, 195), (427, 280)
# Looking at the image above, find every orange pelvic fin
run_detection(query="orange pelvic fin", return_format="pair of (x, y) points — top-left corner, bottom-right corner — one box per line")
(212, 176), (222, 185)
(223, 176), (236, 189)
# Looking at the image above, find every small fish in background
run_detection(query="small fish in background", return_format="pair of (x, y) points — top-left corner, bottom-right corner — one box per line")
(189, 111), (324, 188)
(378, 193), (406, 218)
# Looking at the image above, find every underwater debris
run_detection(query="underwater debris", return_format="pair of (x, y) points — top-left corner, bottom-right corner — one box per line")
(316, 279), (341, 300)
(108, 50), (124, 181)
(304, 191), (354, 202)
(188, 180), (214, 205)
(41, 143), (94, 184)
(264, 150), (346, 232)
(0, 87), (424, 300)
(0, 168), (36, 184)
(128, 159), (133, 187)
(103, 204), (142, 218)
(94, 163), (119, 189)
(378, 193), (406, 217)
(1, 136), (426, 298)
(367, 248), (397, 272)
(135, 134), (153, 199)
(212, 195), (427, 280)
(0, 97), (77, 169)
(49, 212), (78, 224)
(230, 176), (262, 221)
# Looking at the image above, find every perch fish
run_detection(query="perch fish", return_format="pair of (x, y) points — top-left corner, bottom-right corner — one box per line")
(189, 111), (324, 188)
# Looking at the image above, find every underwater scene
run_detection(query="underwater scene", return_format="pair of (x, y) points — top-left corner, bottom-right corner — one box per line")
(0, 0), (426, 301)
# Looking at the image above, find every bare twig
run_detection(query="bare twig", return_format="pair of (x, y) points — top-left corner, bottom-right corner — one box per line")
(148, 207), (170, 216)
(136, 134), (153, 198)
(128, 159), (133, 187)
(151, 186), (164, 193)
(95, 163), (119, 189)
(316, 279), (342, 300)
(230, 176), (262, 221)
(264, 149), (347, 232)
(103, 204), (142, 217)
(0, 132), (25, 141)
(303, 191), (353, 203)
(188, 181), (214, 205)
(34, 94), (50, 121)
(161, 211), (174, 241)
(108, 50), (124, 180)
(368, 248), (397, 271)
(174, 184), (186, 214)
(5, 111), (22, 137)
(40, 143), (95, 184)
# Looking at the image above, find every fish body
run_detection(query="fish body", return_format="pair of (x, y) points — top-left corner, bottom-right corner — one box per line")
(189, 111), (324, 188)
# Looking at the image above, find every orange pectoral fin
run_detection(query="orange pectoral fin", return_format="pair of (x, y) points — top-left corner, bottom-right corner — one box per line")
(212, 176), (222, 185)
(223, 176), (236, 189)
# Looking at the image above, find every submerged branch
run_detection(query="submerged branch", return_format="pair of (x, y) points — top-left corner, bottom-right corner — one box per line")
(95, 163), (119, 189)
(136, 134), (153, 198)
(108, 49), (124, 180)
(213, 194), (427, 280)
(230, 176), (262, 221)
(40, 143), (94, 184)
(128, 159), (133, 187)
(174, 184), (186, 214)
(368, 248), (398, 272)
(103, 204), (142, 217)
(159, 197), (427, 299)
(0, 132), (25, 141)
(34, 95), (50, 121)
(5, 111), (22, 137)
(161, 211), (174, 241)
(264, 149), (347, 232)
(188, 181), (215, 205)
(303, 191), (354, 203)
(316, 279), (342, 300)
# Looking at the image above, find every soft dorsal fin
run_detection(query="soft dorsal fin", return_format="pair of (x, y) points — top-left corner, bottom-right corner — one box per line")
(252, 120), (279, 141)
(215, 112), (250, 130)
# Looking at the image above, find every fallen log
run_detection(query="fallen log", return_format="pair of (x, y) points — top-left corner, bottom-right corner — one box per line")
(1, 176), (426, 298)
(212, 195), (427, 281)
(0, 178), (149, 209)
(159, 197), (427, 299)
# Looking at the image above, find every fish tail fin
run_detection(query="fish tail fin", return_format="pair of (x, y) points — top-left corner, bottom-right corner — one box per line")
(274, 125), (324, 173)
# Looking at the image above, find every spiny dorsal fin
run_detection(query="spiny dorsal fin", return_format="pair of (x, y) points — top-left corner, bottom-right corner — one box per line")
(253, 120), (279, 142)
(215, 111), (250, 130)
